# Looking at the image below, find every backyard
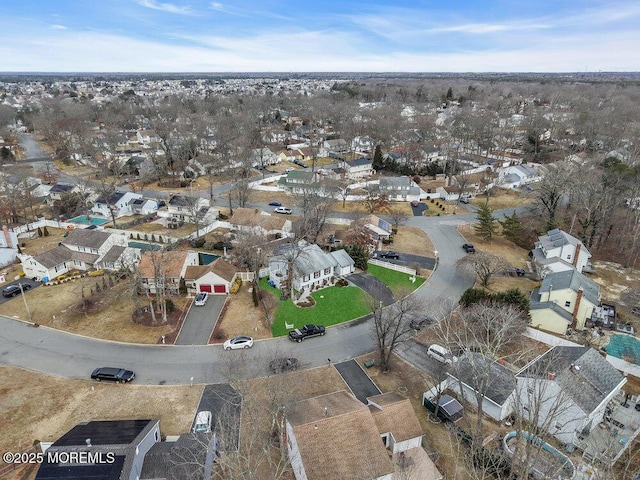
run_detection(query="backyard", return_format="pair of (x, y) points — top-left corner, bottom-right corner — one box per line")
(367, 263), (426, 298)
(260, 278), (372, 336)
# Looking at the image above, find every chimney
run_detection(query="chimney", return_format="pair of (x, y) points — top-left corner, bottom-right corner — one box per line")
(2, 225), (13, 249)
(547, 372), (556, 380)
(573, 243), (582, 268)
(85, 438), (92, 447)
(570, 287), (584, 330)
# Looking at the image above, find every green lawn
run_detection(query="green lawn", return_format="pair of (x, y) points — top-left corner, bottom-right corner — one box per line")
(367, 263), (425, 297)
(260, 278), (372, 336)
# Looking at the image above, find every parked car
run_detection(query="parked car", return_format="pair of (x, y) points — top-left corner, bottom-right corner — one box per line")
(294, 159), (308, 168)
(274, 207), (293, 214)
(90, 367), (135, 383)
(427, 344), (457, 366)
(462, 243), (476, 253)
(379, 251), (400, 259)
(289, 324), (326, 342)
(410, 316), (434, 331)
(269, 357), (299, 373)
(223, 336), (254, 350)
(2, 283), (32, 297)
(193, 410), (212, 433)
(411, 200), (419, 207)
(460, 196), (470, 204)
(194, 292), (208, 306)
(514, 268), (526, 277)
(269, 201), (282, 206)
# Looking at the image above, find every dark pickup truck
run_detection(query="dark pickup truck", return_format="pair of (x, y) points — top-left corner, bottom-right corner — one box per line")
(288, 324), (326, 342)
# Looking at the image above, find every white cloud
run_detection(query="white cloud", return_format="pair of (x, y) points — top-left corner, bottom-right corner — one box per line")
(135, 0), (193, 15)
(50, 24), (68, 30)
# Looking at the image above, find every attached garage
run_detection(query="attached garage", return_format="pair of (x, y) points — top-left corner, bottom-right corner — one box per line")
(185, 258), (239, 296)
(200, 284), (212, 293)
(213, 284), (227, 294)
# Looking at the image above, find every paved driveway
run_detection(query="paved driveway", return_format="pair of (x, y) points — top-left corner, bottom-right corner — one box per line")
(176, 295), (227, 345)
(394, 339), (451, 381)
(334, 359), (381, 404)
(0, 279), (41, 306)
(348, 273), (395, 306)
(194, 384), (242, 451)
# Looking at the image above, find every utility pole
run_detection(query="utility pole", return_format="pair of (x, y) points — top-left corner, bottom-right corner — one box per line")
(19, 282), (32, 322)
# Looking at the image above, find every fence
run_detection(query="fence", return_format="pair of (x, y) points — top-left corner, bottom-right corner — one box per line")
(0, 444), (41, 477)
(236, 267), (270, 282)
(368, 258), (417, 276)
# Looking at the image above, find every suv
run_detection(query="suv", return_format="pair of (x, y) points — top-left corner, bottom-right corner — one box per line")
(274, 207), (292, 214)
(289, 324), (326, 342)
(379, 251), (400, 259)
(2, 283), (32, 297)
(462, 243), (475, 253)
(460, 196), (470, 204)
(90, 367), (135, 383)
(193, 411), (212, 433)
(194, 292), (208, 306)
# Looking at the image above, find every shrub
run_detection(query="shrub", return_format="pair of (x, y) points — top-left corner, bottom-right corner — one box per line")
(165, 298), (175, 312)
(136, 233), (141, 240)
(336, 278), (349, 287)
(43, 226), (49, 237)
(37, 227), (43, 237)
(89, 269), (105, 277)
(230, 277), (242, 294)
(151, 234), (156, 242)
(218, 213), (229, 220)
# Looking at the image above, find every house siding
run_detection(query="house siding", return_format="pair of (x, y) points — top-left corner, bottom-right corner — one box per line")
(128, 422), (161, 480)
(393, 436), (423, 455)
(285, 422), (308, 480)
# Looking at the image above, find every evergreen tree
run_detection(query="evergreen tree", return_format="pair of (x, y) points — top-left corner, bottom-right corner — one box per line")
(37, 227), (43, 237)
(372, 145), (384, 171)
(179, 277), (187, 295)
(344, 244), (369, 271)
(474, 202), (498, 242)
(499, 210), (524, 245)
(43, 226), (49, 237)
(446, 87), (454, 99)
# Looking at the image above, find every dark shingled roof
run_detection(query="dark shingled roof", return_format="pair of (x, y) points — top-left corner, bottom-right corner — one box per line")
(63, 229), (112, 250)
(100, 245), (126, 265)
(450, 352), (516, 406)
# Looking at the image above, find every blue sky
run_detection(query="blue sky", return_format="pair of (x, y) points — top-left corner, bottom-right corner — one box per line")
(0, 0), (638, 72)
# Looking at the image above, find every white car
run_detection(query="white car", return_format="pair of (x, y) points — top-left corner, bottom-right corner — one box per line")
(193, 410), (212, 433)
(223, 336), (254, 350)
(194, 292), (208, 306)
(274, 207), (292, 214)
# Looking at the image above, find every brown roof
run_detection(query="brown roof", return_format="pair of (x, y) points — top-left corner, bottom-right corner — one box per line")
(228, 208), (266, 227)
(138, 251), (188, 278)
(63, 228), (112, 250)
(69, 250), (100, 265)
(184, 258), (238, 282)
(286, 391), (393, 480)
(367, 392), (424, 443)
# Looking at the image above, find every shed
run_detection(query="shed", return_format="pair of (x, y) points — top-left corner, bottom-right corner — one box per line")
(423, 394), (464, 422)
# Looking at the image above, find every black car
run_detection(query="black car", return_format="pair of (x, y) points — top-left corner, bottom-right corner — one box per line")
(462, 243), (476, 253)
(379, 251), (400, 259)
(269, 357), (299, 373)
(288, 324), (326, 342)
(2, 283), (32, 297)
(410, 316), (434, 331)
(91, 367), (135, 383)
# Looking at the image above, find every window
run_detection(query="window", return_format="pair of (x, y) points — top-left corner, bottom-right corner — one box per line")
(324, 268), (331, 275)
(567, 254), (571, 260)
(314, 271), (321, 279)
(565, 301), (571, 307)
(74, 260), (82, 267)
(303, 275), (310, 282)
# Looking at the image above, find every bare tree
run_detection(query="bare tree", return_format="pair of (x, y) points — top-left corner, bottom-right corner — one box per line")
(361, 184), (389, 213)
(534, 162), (574, 230)
(294, 185), (335, 243)
(456, 251), (511, 287)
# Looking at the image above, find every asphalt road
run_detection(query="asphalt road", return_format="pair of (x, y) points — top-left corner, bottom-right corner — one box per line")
(0, 279), (41, 306)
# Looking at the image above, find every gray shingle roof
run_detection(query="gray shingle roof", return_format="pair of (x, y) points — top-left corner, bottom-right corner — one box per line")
(100, 245), (126, 264)
(537, 269), (600, 305)
(64, 228), (112, 250)
(451, 352), (516, 406)
(33, 245), (74, 268)
(329, 249), (354, 268)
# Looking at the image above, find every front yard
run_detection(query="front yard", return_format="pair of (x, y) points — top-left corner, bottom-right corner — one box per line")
(260, 278), (372, 336)
(367, 263), (426, 297)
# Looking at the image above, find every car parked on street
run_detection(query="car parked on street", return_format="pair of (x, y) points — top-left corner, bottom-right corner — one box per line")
(268, 201), (282, 206)
(462, 243), (475, 253)
(90, 367), (135, 383)
(274, 207), (292, 214)
(269, 357), (299, 373)
(223, 336), (254, 350)
(379, 251), (400, 259)
(288, 324), (326, 342)
(194, 292), (208, 306)
(2, 283), (32, 297)
(410, 316), (434, 331)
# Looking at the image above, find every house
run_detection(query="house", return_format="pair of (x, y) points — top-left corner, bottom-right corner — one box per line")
(250, 147), (280, 168)
(228, 207), (293, 238)
(184, 257), (238, 294)
(48, 183), (78, 201)
(140, 433), (214, 480)
(329, 249), (355, 276)
(321, 138), (349, 156)
(138, 250), (199, 294)
(20, 228), (138, 281)
(268, 242), (353, 293)
(36, 419), (160, 480)
(339, 157), (374, 179)
(532, 229), (592, 276)
(0, 225), (19, 268)
(516, 346), (626, 446)
(497, 164), (542, 189)
(367, 392), (423, 454)
(285, 390), (394, 480)
(278, 171), (325, 195)
(420, 145), (440, 163)
(351, 135), (374, 154)
(91, 191), (146, 218)
(529, 269), (600, 334)
(360, 214), (392, 243)
(447, 352), (516, 422)
(378, 177), (424, 202)
(167, 195), (217, 225)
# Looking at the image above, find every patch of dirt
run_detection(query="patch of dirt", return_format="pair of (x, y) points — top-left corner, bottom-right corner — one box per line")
(212, 283), (273, 342)
(0, 366), (202, 456)
(470, 189), (534, 211)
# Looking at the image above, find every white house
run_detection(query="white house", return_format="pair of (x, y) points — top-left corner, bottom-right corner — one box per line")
(497, 164), (542, 189)
(20, 228), (137, 281)
(91, 191), (147, 218)
(532, 229), (592, 276)
(0, 225), (19, 268)
(268, 243), (353, 293)
(329, 249), (355, 276)
(516, 346), (626, 446)
(529, 269), (600, 334)
(339, 157), (374, 179)
(249, 147), (280, 167)
(184, 258), (239, 295)
(378, 176), (425, 202)
(228, 208), (293, 238)
(167, 195), (217, 225)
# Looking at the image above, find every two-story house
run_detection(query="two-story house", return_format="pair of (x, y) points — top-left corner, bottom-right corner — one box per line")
(532, 229), (592, 276)
(138, 250), (199, 295)
(167, 195), (217, 225)
(48, 183), (78, 201)
(497, 164), (542, 189)
(320, 138), (349, 157)
(184, 257), (239, 295)
(20, 228), (138, 281)
(228, 208), (293, 238)
(268, 243), (354, 293)
(378, 176), (424, 202)
(529, 269), (600, 334)
(278, 171), (324, 195)
(91, 191), (146, 219)
(339, 157), (374, 179)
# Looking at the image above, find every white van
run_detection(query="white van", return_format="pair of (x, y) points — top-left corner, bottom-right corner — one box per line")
(427, 344), (457, 365)
(193, 410), (212, 433)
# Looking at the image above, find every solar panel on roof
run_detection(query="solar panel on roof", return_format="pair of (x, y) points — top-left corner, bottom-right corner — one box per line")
(35, 455), (125, 480)
(53, 420), (152, 447)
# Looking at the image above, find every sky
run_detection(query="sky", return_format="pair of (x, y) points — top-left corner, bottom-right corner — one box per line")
(0, 0), (638, 73)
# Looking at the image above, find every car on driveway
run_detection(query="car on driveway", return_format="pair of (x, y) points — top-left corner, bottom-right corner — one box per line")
(411, 200), (419, 207)
(2, 283), (32, 297)
(379, 251), (400, 259)
(269, 357), (299, 373)
(462, 243), (476, 253)
(289, 324), (326, 342)
(268, 201), (282, 206)
(223, 336), (254, 350)
(193, 410), (212, 433)
(90, 367), (135, 383)
(274, 207), (292, 214)
(460, 196), (470, 204)
(194, 292), (208, 306)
